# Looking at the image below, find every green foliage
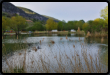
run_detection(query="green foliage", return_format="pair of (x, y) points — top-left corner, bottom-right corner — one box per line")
(79, 19), (85, 23)
(57, 21), (63, 31)
(76, 20), (84, 30)
(2, 16), (7, 31)
(2, 42), (28, 56)
(84, 17), (108, 33)
(100, 6), (108, 25)
(66, 21), (74, 31)
(2, 12), (12, 18)
(33, 21), (44, 31)
(2, 16), (11, 34)
(82, 23), (89, 33)
(9, 15), (27, 35)
(26, 21), (45, 31)
(72, 20), (78, 30)
(46, 18), (58, 31)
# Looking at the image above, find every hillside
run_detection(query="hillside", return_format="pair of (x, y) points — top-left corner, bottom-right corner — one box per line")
(17, 6), (36, 14)
(41, 15), (60, 21)
(17, 6), (60, 22)
(2, 2), (60, 22)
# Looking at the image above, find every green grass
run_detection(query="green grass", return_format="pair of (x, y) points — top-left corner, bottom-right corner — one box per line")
(3, 66), (25, 73)
(2, 41), (28, 56)
(17, 6), (36, 14)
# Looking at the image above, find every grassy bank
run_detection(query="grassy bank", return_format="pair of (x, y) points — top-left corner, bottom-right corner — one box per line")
(2, 40), (28, 56)
(34, 31), (69, 34)
(75, 30), (85, 35)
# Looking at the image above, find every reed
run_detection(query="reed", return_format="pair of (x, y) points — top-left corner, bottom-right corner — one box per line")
(89, 31), (108, 38)
(66, 35), (68, 39)
(76, 30), (85, 35)
(86, 31), (91, 37)
(2, 42), (28, 56)
(2, 37), (108, 73)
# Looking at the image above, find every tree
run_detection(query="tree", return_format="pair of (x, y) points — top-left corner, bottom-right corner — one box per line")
(45, 18), (58, 31)
(92, 18), (106, 32)
(94, 18), (107, 32)
(66, 21), (74, 31)
(82, 23), (89, 33)
(9, 15), (27, 35)
(2, 16), (10, 36)
(79, 19), (85, 24)
(86, 20), (94, 32)
(57, 21), (63, 31)
(53, 22), (58, 30)
(76, 20), (83, 30)
(100, 6), (108, 25)
(33, 21), (44, 31)
(71, 20), (78, 30)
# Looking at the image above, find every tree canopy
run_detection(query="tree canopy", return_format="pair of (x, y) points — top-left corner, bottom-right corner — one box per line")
(9, 15), (27, 35)
(45, 18), (58, 31)
(100, 6), (108, 25)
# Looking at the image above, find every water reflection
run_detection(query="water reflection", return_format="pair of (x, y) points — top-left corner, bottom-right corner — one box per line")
(2, 34), (108, 73)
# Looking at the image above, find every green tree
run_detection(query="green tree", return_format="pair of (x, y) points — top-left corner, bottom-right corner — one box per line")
(72, 20), (77, 30)
(76, 20), (84, 30)
(46, 18), (58, 31)
(82, 23), (89, 33)
(9, 15), (27, 35)
(53, 22), (58, 30)
(33, 21), (44, 31)
(43, 25), (46, 31)
(66, 21), (74, 31)
(100, 6), (108, 26)
(86, 20), (94, 32)
(79, 19), (85, 24)
(2, 16), (10, 36)
(57, 21), (63, 31)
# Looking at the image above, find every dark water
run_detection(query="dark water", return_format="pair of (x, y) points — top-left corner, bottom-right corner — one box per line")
(2, 33), (108, 73)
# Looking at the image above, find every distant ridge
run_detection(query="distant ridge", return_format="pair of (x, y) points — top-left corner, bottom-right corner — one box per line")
(2, 2), (60, 22)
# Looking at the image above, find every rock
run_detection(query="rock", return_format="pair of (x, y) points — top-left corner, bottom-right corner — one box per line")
(2, 2), (59, 22)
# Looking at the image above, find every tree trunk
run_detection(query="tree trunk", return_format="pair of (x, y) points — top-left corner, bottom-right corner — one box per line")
(2, 31), (5, 39)
(15, 29), (19, 36)
(15, 31), (18, 36)
(18, 30), (19, 35)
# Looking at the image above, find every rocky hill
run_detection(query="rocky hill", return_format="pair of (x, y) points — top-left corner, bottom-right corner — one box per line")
(2, 2), (59, 22)
(17, 6), (60, 21)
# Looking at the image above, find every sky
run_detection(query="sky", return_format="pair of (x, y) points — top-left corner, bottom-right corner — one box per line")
(10, 2), (108, 22)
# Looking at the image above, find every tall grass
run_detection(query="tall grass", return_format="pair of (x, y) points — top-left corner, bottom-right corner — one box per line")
(87, 31), (108, 38)
(2, 37), (108, 73)
(2, 42), (28, 56)
(75, 30), (85, 35)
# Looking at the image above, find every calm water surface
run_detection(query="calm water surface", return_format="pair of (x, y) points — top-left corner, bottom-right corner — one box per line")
(2, 33), (108, 73)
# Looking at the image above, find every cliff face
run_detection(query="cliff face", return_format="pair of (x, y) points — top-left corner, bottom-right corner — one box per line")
(2, 2), (59, 22)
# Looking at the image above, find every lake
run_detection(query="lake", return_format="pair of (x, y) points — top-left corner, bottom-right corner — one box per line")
(2, 33), (108, 73)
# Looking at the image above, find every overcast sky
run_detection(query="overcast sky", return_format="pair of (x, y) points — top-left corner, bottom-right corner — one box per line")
(10, 2), (108, 22)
